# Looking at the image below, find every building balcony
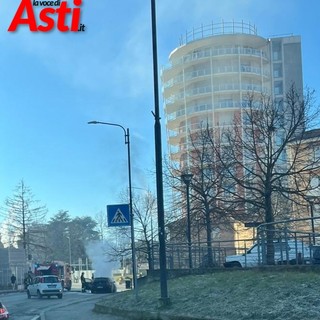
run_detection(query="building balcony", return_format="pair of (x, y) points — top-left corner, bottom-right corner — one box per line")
(164, 82), (269, 107)
(162, 44), (269, 73)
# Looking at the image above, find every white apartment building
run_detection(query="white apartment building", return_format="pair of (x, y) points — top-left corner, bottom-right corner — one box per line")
(161, 21), (303, 167)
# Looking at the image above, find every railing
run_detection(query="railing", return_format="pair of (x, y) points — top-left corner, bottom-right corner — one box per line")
(163, 45), (268, 72)
(133, 216), (320, 271)
(179, 21), (257, 46)
(140, 242), (230, 269)
(163, 65), (270, 89)
(0, 265), (26, 289)
(165, 83), (269, 105)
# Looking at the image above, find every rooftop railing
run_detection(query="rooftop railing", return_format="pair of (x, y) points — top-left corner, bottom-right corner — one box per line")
(179, 20), (258, 46)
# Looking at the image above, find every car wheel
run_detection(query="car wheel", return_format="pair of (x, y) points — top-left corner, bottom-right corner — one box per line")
(37, 291), (42, 299)
(230, 261), (242, 268)
(58, 294), (63, 299)
(289, 258), (304, 265)
(27, 290), (31, 299)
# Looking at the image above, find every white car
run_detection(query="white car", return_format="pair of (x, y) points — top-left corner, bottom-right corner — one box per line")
(27, 275), (63, 299)
(224, 240), (311, 268)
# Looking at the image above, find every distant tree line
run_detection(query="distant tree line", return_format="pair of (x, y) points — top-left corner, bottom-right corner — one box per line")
(0, 180), (100, 265)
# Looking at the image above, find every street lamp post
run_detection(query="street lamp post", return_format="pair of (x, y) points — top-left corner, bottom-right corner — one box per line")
(310, 202), (316, 245)
(307, 197), (316, 245)
(151, 0), (169, 306)
(181, 173), (193, 269)
(150, 213), (155, 270)
(88, 120), (138, 293)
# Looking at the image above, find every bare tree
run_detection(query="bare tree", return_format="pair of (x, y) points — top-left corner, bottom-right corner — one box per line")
(3, 180), (47, 259)
(165, 124), (238, 267)
(94, 210), (108, 240)
(132, 190), (157, 271)
(101, 225), (132, 269)
(217, 86), (320, 264)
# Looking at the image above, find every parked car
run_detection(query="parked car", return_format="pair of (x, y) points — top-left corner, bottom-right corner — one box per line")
(0, 302), (9, 319)
(27, 275), (63, 299)
(91, 277), (117, 294)
(224, 240), (311, 268)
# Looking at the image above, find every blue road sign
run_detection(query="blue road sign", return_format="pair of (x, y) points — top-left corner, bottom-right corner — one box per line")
(107, 204), (130, 227)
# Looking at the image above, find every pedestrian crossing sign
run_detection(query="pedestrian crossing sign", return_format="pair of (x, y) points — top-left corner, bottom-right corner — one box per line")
(107, 204), (130, 227)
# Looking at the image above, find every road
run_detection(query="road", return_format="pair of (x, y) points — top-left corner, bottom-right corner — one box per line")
(0, 290), (126, 320)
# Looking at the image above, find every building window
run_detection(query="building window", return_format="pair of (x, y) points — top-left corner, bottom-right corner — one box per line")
(313, 146), (320, 161)
(219, 99), (233, 108)
(273, 63), (282, 78)
(274, 81), (283, 95)
(224, 183), (235, 197)
(272, 41), (282, 61)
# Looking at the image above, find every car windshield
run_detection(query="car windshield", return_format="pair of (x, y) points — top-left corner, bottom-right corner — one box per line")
(94, 277), (109, 282)
(246, 241), (294, 254)
(43, 276), (59, 283)
(247, 244), (258, 254)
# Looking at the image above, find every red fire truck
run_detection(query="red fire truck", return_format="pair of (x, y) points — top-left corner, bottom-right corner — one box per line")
(34, 261), (72, 291)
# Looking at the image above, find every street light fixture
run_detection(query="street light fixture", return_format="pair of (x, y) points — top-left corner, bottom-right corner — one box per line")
(181, 173), (193, 269)
(88, 120), (138, 293)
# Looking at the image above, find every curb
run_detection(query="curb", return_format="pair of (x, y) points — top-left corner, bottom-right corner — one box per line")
(93, 302), (206, 320)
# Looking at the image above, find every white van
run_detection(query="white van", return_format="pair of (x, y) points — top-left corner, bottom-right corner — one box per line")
(224, 240), (311, 268)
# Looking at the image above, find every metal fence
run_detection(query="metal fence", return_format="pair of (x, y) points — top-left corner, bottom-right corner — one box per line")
(0, 265), (26, 289)
(136, 216), (320, 270)
(139, 241), (237, 270)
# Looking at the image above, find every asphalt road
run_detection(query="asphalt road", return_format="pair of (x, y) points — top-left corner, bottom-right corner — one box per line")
(0, 290), (126, 320)
(43, 291), (125, 320)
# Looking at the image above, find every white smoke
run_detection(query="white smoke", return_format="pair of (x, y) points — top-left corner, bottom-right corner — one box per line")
(85, 240), (119, 278)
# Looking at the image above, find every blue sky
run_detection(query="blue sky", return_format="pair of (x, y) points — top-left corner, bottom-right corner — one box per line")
(0, 0), (319, 221)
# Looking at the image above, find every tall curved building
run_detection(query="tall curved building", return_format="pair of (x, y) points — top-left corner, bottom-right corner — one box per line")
(161, 21), (303, 167)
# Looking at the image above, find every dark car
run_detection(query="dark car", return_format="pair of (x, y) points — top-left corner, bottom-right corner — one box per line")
(0, 302), (9, 319)
(91, 277), (117, 294)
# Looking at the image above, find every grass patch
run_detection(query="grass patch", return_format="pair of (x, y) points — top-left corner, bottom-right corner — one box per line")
(97, 269), (320, 320)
